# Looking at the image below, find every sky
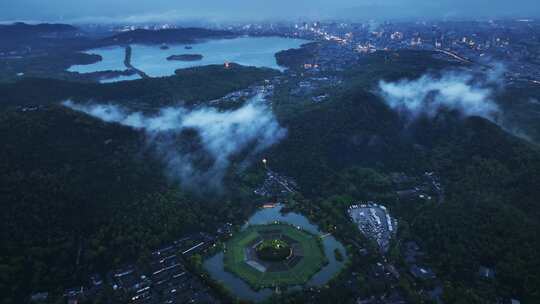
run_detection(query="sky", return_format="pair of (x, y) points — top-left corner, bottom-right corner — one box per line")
(1, 0), (539, 23)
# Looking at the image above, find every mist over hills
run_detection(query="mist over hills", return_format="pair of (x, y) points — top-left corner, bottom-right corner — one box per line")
(63, 94), (286, 191)
(1, 12), (540, 304)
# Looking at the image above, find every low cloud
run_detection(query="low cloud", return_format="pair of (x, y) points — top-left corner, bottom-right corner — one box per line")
(63, 94), (286, 191)
(68, 10), (213, 25)
(378, 69), (502, 122)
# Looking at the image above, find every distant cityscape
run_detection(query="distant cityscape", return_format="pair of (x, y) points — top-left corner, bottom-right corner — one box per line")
(79, 19), (540, 85)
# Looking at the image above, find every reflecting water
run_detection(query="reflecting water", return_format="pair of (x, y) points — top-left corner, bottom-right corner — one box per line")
(69, 46), (127, 74)
(68, 36), (309, 82)
(203, 204), (347, 302)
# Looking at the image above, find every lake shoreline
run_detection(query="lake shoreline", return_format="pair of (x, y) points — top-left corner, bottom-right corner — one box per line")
(68, 37), (310, 82)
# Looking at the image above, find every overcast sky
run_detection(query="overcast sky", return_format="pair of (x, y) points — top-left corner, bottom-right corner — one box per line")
(1, 0), (539, 23)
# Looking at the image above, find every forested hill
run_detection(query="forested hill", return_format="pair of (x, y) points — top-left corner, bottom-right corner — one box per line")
(0, 66), (270, 301)
(0, 106), (165, 301)
(0, 23), (235, 52)
(267, 79), (540, 301)
(99, 28), (236, 45)
(0, 64), (278, 109)
(0, 105), (257, 301)
(0, 22), (78, 38)
(1, 45), (539, 302)
(0, 22), (86, 53)
(0, 63), (274, 302)
(412, 116), (540, 301)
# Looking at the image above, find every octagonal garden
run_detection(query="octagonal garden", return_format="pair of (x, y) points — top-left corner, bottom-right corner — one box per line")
(223, 223), (327, 289)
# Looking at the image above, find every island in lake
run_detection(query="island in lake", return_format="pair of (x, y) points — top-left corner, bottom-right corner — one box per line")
(166, 54), (203, 61)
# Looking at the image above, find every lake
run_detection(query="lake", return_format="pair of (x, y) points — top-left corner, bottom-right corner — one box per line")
(68, 36), (310, 82)
(203, 204), (347, 302)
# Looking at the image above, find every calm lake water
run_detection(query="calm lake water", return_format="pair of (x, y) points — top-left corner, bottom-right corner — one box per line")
(68, 36), (309, 82)
(203, 204), (347, 302)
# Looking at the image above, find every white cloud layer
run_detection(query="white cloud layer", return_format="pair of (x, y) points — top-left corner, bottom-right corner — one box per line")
(63, 94), (286, 190)
(378, 69), (501, 121)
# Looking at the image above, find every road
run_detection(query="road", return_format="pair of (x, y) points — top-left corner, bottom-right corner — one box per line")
(436, 49), (473, 64)
(124, 45), (150, 79)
